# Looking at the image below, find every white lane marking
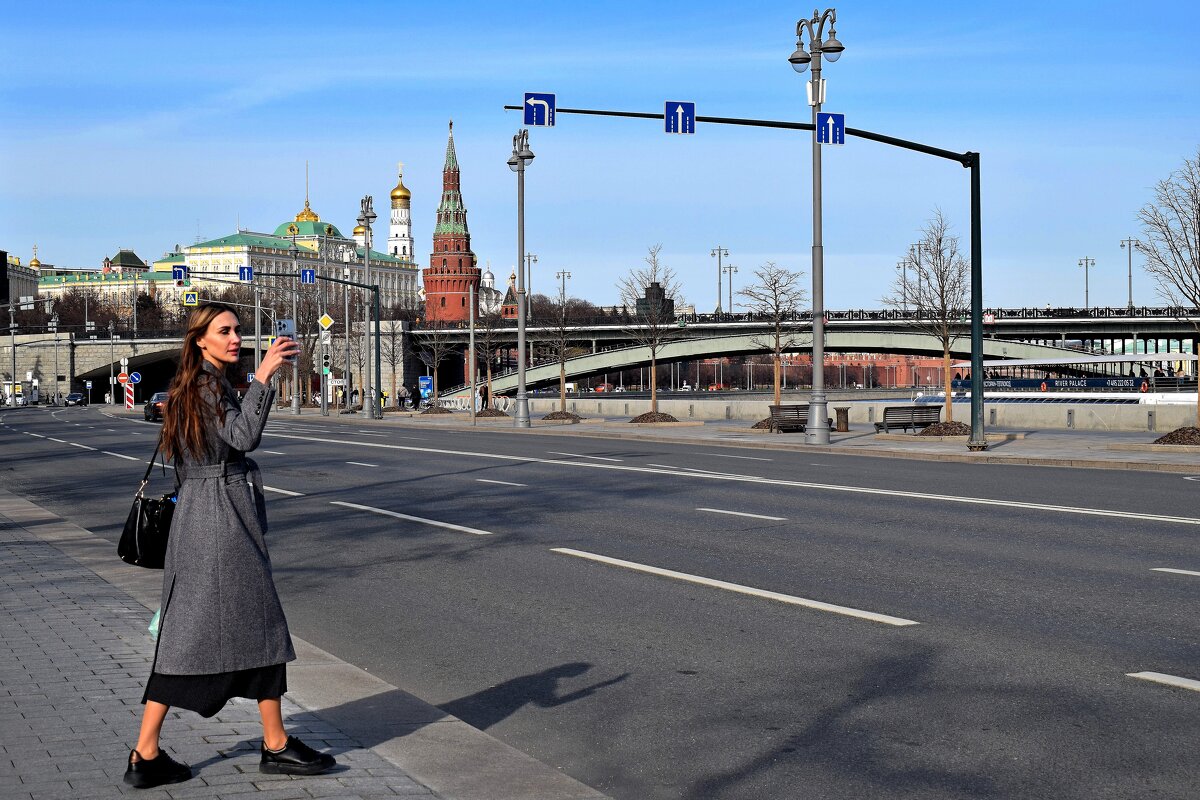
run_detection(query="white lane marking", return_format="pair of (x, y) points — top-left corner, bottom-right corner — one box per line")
(260, 450), (287, 455)
(1127, 672), (1200, 693)
(552, 548), (919, 627)
(476, 478), (527, 487)
(330, 501), (493, 536)
(1183, 477), (1200, 482)
(356, 430), (386, 435)
(346, 461), (378, 468)
(548, 451), (623, 462)
(69, 442), (97, 451)
(262, 486), (303, 497)
(47, 437), (66, 443)
(699, 452), (773, 461)
(103, 451), (142, 462)
(259, 431), (1200, 527)
(1151, 567), (1200, 578)
(25, 432), (46, 438)
(647, 463), (678, 469)
(107, 429), (117, 432)
(698, 507), (787, 521)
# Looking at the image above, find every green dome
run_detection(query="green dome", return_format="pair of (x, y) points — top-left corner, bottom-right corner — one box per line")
(272, 220), (346, 239)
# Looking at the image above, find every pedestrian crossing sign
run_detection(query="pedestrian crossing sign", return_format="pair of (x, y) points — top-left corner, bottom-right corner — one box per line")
(182, 290), (199, 307)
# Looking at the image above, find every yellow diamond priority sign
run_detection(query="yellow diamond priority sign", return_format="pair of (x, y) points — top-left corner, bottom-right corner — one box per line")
(318, 313), (335, 330)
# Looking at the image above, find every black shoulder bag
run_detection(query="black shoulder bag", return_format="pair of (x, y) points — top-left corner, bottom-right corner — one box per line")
(117, 438), (178, 569)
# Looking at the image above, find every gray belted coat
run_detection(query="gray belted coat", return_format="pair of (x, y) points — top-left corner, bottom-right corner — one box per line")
(154, 362), (296, 675)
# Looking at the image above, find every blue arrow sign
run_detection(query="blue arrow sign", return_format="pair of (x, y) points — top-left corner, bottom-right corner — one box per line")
(239, 265), (254, 282)
(524, 92), (555, 127)
(816, 112), (845, 145)
(128, 372), (142, 385)
(300, 268), (316, 285)
(665, 101), (696, 134)
(171, 266), (188, 281)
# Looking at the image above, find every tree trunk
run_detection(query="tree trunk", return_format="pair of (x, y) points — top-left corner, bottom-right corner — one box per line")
(650, 353), (658, 414)
(773, 354), (782, 406)
(559, 358), (566, 412)
(486, 361), (493, 412)
(942, 346), (953, 423)
(432, 371), (439, 405)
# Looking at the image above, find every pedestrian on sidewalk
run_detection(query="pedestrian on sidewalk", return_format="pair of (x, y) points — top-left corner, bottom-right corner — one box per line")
(125, 303), (337, 789)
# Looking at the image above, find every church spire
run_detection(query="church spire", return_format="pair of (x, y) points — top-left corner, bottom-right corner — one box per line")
(295, 160), (319, 222)
(443, 120), (459, 172)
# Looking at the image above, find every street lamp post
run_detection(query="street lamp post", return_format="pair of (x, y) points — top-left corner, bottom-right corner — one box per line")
(1119, 238), (1141, 311)
(909, 242), (932, 304)
(288, 239), (301, 415)
(1078, 256), (1096, 311)
(357, 196), (378, 419)
(343, 268), (352, 413)
(711, 246), (729, 314)
(108, 320), (115, 405)
(8, 305), (16, 407)
(724, 264), (738, 315)
(524, 253), (538, 308)
(508, 129), (535, 428)
(49, 313), (59, 405)
(789, 7), (844, 445)
(897, 259), (910, 312)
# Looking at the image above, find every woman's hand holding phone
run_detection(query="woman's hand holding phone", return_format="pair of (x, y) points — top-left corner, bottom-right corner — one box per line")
(256, 337), (301, 384)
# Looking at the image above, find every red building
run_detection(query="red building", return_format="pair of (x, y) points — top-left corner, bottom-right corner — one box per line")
(422, 121), (480, 324)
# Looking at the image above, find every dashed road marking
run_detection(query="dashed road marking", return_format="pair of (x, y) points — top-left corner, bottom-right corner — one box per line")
(549, 451), (623, 462)
(262, 486), (304, 497)
(699, 452), (773, 461)
(476, 478), (526, 487)
(697, 507), (787, 521)
(1127, 671), (1200, 693)
(103, 451), (142, 462)
(551, 547), (919, 627)
(346, 461), (378, 468)
(1151, 567), (1200, 578)
(331, 501), (493, 536)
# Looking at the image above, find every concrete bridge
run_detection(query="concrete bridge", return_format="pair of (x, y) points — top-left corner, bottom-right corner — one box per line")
(441, 332), (1081, 399)
(2, 334), (181, 402)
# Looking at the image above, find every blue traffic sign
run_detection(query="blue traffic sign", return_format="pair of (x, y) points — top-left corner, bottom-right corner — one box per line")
(816, 112), (845, 145)
(239, 265), (254, 282)
(524, 92), (555, 127)
(172, 266), (188, 281)
(300, 268), (316, 285)
(665, 101), (696, 134)
(128, 372), (142, 385)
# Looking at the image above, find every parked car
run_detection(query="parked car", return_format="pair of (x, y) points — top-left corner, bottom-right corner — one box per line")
(144, 391), (169, 422)
(64, 392), (86, 407)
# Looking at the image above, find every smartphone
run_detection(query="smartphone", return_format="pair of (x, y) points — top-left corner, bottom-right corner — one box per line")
(275, 319), (297, 363)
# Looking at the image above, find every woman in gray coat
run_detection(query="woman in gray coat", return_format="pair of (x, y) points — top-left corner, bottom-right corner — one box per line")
(125, 303), (336, 789)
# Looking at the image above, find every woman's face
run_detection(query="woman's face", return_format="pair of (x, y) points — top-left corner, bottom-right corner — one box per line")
(196, 311), (242, 367)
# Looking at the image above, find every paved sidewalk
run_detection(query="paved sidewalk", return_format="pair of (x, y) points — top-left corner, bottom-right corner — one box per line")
(0, 512), (441, 800)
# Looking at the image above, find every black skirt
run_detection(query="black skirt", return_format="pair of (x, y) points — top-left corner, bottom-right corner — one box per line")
(142, 664), (287, 718)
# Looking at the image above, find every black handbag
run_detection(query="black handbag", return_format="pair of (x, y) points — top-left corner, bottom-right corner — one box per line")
(117, 438), (177, 569)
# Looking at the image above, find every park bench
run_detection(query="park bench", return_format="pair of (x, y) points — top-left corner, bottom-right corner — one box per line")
(768, 404), (833, 434)
(874, 404), (941, 433)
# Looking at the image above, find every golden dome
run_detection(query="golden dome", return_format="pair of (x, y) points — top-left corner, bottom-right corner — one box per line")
(29, 244), (40, 268)
(353, 224), (366, 236)
(390, 162), (411, 207)
(294, 198), (320, 222)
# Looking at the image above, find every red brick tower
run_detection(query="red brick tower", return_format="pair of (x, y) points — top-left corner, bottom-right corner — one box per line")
(422, 121), (479, 323)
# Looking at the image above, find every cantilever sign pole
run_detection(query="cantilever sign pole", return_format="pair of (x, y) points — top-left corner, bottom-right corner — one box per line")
(504, 103), (987, 450)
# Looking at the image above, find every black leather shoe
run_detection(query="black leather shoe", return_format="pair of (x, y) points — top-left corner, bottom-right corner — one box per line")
(259, 736), (337, 775)
(123, 748), (192, 789)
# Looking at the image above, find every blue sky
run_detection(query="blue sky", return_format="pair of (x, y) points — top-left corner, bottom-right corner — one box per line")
(2, 0), (1198, 310)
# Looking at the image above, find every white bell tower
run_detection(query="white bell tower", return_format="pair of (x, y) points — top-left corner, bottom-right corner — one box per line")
(388, 162), (414, 262)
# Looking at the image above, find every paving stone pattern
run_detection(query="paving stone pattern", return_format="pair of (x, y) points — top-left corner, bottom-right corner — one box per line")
(0, 519), (441, 800)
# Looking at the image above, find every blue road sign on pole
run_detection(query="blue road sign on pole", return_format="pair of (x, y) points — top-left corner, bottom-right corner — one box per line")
(182, 290), (199, 307)
(172, 266), (188, 281)
(524, 93), (555, 127)
(239, 265), (254, 282)
(300, 268), (316, 285)
(665, 101), (696, 134)
(128, 372), (142, 385)
(816, 112), (845, 145)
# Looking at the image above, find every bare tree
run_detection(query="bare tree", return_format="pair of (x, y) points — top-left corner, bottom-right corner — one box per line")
(1138, 146), (1200, 424)
(737, 262), (808, 406)
(544, 290), (590, 415)
(616, 244), (683, 418)
(415, 325), (456, 408)
(882, 210), (969, 422)
(380, 318), (406, 407)
(472, 308), (509, 413)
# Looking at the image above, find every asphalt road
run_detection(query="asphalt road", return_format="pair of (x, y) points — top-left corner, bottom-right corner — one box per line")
(1, 404), (1197, 799)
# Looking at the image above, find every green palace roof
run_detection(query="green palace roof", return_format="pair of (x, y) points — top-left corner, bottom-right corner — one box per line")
(40, 271), (174, 286)
(271, 220), (346, 239)
(191, 232), (297, 251)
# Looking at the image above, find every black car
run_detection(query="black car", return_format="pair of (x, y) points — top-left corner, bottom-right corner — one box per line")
(64, 392), (86, 406)
(144, 391), (169, 422)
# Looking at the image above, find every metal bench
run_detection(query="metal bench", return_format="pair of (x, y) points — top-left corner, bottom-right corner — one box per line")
(874, 404), (941, 433)
(768, 404), (834, 434)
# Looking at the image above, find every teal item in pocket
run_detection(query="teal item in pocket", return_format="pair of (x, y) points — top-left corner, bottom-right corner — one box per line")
(148, 608), (161, 641)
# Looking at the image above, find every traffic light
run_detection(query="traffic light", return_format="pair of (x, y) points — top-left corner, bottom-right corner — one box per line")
(321, 352), (332, 375)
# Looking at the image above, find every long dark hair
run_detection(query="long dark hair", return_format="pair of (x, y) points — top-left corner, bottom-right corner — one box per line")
(162, 303), (237, 461)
